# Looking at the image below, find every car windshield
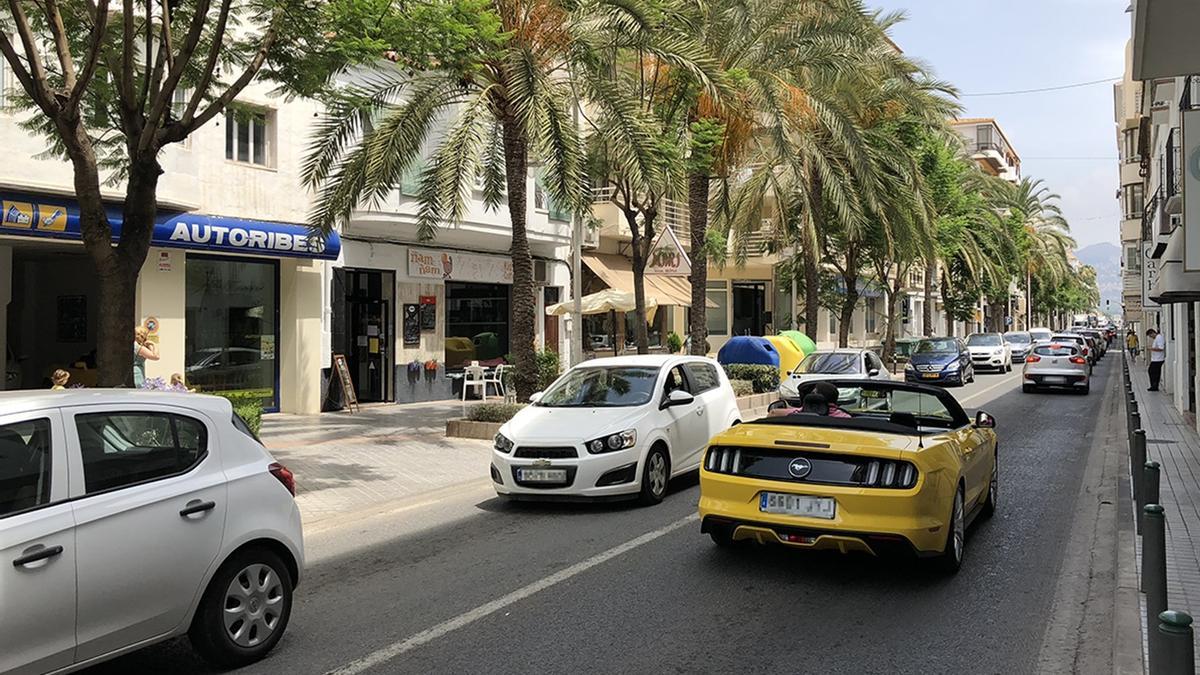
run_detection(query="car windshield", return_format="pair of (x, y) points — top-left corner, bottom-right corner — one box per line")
(1034, 344), (1078, 357)
(967, 334), (1002, 346)
(1030, 330), (1052, 341)
(771, 383), (964, 433)
(796, 352), (859, 374)
(537, 366), (660, 407)
(916, 339), (957, 354)
(1004, 332), (1031, 344)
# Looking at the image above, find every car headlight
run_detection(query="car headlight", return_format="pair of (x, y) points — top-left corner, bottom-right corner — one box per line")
(494, 433), (514, 454)
(993, 348), (1004, 355)
(905, 362), (915, 371)
(587, 429), (637, 454)
(943, 362), (958, 372)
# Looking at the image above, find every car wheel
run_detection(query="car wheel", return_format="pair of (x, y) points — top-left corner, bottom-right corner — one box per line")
(189, 547), (294, 669)
(931, 486), (965, 574)
(1022, 384), (1035, 393)
(637, 445), (670, 506)
(981, 452), (998, 519)
(1081, 383), (1091, 395)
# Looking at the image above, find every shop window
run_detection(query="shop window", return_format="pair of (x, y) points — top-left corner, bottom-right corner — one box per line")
(445, 282), (510, 370)
(706, 282), (728, 336)
(185, 256), (278, 410)
(624, 308), (667, 348)
(224, 106), (274, 167)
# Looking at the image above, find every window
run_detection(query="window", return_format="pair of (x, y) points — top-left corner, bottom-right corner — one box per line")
(1126, 244), (1142, 274)
(706, 282), (729, 336)
(684, 362), (720, 393)
(1123, 183), (1145, 219)
(664, 365), (690, 395)
(828, 310), (838, 336)
(1122, 128), (1139, 163)
(75, 412), (207, 495)
(186, 256), (279, 410)
(400, 159), (425, 197)
(867, 352), (885, 374)
(534, 181), (547, 211)
(445, 282), (510, 370)
(538, 366), (660, 407)
(224, 107), (272, 166)
(866, 298), (878, 334)
(0, 418), (52, 517)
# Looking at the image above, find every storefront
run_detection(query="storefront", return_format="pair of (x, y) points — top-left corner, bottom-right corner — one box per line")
(334, 239), (563, 404)
(579, 252), (692, 353)
(0, 191), (340, 414)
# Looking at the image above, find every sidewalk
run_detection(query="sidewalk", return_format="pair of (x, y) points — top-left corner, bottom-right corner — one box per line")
(259, 401), (492, 524)
(1127, 358), (1200, 656)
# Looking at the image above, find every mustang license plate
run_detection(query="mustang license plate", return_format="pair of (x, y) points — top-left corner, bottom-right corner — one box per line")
(517, 468), (568, 483)
(759, 492), (836, 519)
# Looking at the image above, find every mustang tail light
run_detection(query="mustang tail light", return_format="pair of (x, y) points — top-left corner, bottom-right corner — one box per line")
(862, 460), (919, 489)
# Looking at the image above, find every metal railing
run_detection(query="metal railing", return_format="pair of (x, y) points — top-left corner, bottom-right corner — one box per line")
(1143, 188), (1160, 241)
(589, 186), (691, 247)
(1166, 128), (1181, 199)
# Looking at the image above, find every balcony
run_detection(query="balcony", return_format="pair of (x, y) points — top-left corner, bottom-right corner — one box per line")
(957, 123), (1020, 180)
(590, 186), (690, 248)
(1165, 126), (1182, 215)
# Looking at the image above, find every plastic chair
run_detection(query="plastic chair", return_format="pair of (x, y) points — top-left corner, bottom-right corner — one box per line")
(484, 364), (507, 398)
(462, 364), (488, 402)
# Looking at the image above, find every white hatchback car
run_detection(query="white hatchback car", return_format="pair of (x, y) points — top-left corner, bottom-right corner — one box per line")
(492, 355), (740, 504)
(0, 390), (303, 674)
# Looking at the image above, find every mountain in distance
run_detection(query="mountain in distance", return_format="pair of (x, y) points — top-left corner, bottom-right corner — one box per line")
(1075, 242), (1122, 314)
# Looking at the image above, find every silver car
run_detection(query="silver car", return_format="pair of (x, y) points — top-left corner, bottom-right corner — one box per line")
(1022, 342), (1090, 394)
(779, 349), (891, 398)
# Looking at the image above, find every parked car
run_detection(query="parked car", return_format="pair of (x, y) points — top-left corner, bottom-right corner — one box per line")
(778, 349), (891, 399)
(1077, 329), (1107, 358)
(491, 355), (741, 504)
(904, 337), (975, 387)
(1029, 327), (1054, 343)
(1, 390), (302, 674)
(1003, 331), (1034, 363)
(699, 379), (998, 573)
(1050, 333), (1095, 368)
(1022, 341), (1090, 394)
(186, 347), (270, 390)
(966, 333), (1012, 373)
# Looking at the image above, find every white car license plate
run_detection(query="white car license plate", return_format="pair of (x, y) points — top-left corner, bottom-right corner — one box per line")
(1042, 375), (1066, 384)
(517, 468), (567, 483)
(759, 492), (836, 519)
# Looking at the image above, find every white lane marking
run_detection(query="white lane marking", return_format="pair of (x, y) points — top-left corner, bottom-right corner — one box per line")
(958, 370), (1022, 406)
(327, 513), (700, 674)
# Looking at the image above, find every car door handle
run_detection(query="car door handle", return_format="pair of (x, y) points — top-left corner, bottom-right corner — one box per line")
(13, 545), (64, 568)
(179, 500), (217, 517)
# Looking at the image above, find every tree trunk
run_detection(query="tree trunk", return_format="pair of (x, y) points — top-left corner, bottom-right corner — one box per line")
(625, 206), (654, 355)
(74, 137), (160, 387)
(923, 258), (936, 337)
(687, 171), (709, 356)
(837, 286), (857, 348)
(501, 118), (538, 400)
(941, 272), (954, 336)
(803, 241), (820, 342)
(882, 266), (904, 370)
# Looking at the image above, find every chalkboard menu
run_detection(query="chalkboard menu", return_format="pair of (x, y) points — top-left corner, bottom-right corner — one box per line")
(419, 295), (437, 331)
(403, 303), (420, 346)
(332, 354), (359, 413)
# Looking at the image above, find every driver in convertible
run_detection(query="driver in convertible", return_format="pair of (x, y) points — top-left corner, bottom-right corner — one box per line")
(773, 381), (851, 418)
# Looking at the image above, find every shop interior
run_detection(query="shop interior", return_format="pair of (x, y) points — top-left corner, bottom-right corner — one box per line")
(3, 242), (101, 390)
(444, 282), (510, 370)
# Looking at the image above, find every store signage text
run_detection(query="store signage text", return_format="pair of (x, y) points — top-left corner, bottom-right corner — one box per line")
(645, 227), (691, 276)
(0, 192), (340, 260)
(407, 247), (513, 284)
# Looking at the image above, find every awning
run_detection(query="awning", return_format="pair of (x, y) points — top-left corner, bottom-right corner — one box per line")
(1132, 0), (1200, 79)
(1150, 229), (1200, 303)
(0, 191), (340, 260)
(582, 253), (716, 308)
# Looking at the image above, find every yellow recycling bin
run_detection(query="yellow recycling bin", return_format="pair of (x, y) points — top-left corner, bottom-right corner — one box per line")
(764, 335), (805, 377)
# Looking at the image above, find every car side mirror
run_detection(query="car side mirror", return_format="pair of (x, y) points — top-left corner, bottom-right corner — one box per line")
(868, 369), (880, 377)
(528, 391), (544, 404)
(975, 410), (996, 429)
(662, 389), (695, 409)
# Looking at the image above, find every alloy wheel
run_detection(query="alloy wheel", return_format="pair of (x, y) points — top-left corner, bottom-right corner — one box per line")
(648, 452), (667, 497)
(951, 490), (965, 562)
(223, 563), (285, 648)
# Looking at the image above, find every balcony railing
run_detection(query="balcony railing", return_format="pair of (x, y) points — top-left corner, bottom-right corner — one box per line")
(1142, 187), (1161, 241)
(590, 186), (690, 246)
(1181, 75), (1200, 110)
(1166, 127), (1181, 198)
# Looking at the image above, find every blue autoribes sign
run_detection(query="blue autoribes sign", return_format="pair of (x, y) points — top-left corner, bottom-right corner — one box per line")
(0, 192), (341, 260)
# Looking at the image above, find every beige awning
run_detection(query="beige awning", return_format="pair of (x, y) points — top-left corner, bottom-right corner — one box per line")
(546, 289), (658, 318)
(582, 253), (716, 308)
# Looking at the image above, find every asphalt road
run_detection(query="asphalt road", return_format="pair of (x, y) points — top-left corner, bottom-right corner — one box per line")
(89, 357), (1118, 675)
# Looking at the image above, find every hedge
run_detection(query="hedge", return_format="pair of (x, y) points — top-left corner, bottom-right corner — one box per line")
(722, 364), (780, 394)
(217, 392), (264, 437)
(730, 379), (755, 397)
(467, 403), (526, 423)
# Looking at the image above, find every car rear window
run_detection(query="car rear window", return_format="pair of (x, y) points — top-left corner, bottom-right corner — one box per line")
(1034, 344), (1078, 357)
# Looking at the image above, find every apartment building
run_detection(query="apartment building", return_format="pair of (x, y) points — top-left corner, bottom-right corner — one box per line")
(1129, 0), (1200, 421)
(1115, 37), (1152, 336)
(0, 75), (571, 411)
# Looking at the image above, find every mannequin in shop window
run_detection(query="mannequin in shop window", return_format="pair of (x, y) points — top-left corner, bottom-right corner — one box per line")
(133, 326), (160, 387)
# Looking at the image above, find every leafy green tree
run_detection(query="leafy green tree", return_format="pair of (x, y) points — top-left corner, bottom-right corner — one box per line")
(0, 0), (489, 386)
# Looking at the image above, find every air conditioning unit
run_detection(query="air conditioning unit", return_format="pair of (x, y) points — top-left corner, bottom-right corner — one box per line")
(581, 225), (600, 249)
(534, 260), (549, 285)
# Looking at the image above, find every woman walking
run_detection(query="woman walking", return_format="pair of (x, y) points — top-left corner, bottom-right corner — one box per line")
(133, 325), (160, 387)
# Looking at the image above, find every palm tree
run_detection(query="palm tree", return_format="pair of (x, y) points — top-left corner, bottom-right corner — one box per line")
(304, 0), (677, 399)
(1001, 177), (1071, 327)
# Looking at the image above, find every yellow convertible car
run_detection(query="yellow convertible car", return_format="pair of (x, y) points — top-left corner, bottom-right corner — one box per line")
(698, 380), (997, 573)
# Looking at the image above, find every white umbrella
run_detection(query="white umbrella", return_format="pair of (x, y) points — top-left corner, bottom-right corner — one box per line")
(545, 288), (658, 318)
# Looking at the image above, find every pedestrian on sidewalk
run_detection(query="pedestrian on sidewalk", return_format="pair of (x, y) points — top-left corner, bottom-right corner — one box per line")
(1146, 328), (1165, 391)
(1126, 330), (1139, 359)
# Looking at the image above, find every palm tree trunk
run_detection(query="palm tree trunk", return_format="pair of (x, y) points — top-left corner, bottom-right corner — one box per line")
(923, 258), (936, 337)
(941, 271), (954, 336)
(803, 241), (820, 342)
(687, 171), (709, 356)
(501, 118), (538, 400)
(836, 246), (859, 347)
(625, 207), (654, 355)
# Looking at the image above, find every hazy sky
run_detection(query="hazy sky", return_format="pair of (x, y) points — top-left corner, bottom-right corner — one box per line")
(870, 0), (1129, 250)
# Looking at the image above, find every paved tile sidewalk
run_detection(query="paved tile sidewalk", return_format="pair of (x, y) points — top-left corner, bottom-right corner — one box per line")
(259, 401), (492, 524)
(1127, 357), (1200, 655)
